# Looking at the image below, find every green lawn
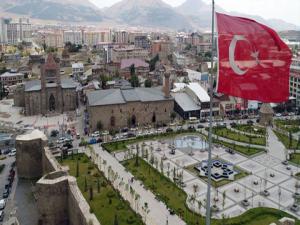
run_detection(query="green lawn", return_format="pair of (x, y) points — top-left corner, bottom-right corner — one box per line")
(235, 124), (266, 136)
(274, 131), (300, 150)
(290, 153), (300, 165)
(123, 158), (300, 225)
(61, 154), (143, 225)
(213, 138), (265, 156)
(275, 119), (300, 133)
(212, 127), (266, 146)
(103, 130), (197, 152)
(185, 163), (249, 188)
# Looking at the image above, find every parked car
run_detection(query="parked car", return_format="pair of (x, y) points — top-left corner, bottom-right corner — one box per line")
(2, 189), (9, 198)
(63, 142), (73, 149)
(0, 210), (4, 222)
(127, 132), (136, 138)
(88, 138), (97, 145)
(166, 128), (173, 133)
(8, 148), (16, 157)
(197, 124), (204, 129)
(247, 120), (254, 125)
(76, 133), (80, 139)
(96, 138), (103, 143)
(121, 127), (129, 133)
(0, 199), (6, 210)
(91, 131), (100, 138)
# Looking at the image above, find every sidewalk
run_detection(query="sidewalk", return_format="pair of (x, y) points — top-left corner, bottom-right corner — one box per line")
(267, 127), (286, 161)
(87, 145), (186, 225)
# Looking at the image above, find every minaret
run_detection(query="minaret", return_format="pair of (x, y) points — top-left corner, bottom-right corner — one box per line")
(163, 72), (170, 98)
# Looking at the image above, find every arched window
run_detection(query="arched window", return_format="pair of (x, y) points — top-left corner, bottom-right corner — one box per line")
(131, 115), (136, 127)
(110, 116), (115, 127)
(49, 94), (55, 111)
(152, 112), (156, 123)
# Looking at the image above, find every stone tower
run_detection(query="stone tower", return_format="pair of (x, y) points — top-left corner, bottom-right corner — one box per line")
(163, 72), (171, 98)
(16, 130), (48, 179)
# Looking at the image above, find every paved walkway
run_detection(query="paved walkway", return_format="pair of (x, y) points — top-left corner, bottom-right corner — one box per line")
(87, 145), (186, 225)
(267, 127), (286, 161)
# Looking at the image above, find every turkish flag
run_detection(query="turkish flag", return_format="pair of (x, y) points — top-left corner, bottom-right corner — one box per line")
(216, 13), (292, 103)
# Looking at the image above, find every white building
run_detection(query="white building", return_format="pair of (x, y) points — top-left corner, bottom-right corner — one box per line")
(72, 63), (84, 78)
(290, 58), (300, 107)
(1, 18), (32, 44)
(63, 30), (83, 45)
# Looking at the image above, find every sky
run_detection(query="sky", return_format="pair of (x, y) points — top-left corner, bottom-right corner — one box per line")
(90, 0), (300, 26)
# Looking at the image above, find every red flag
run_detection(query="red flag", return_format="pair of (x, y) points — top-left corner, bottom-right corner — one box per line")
(216, 13), (292, 103)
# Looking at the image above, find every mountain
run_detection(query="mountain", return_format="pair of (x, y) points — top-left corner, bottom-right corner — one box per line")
(105, 0), (192, 30)
(0, 0), (104, 22)
(176, 0), (300, 31)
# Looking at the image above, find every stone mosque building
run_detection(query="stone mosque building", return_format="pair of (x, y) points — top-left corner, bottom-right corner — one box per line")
(87, 73), (174, 131)
(14, 53), (78, 116)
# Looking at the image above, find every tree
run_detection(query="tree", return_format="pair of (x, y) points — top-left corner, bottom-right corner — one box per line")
(130, 75), (139, 87)
(76, 159), (79, 177)
(130, 64), (136, 76)
(289, 131), (293, 149)
(97, 178), (100, 193)
(89, 186), (93, 201)
(149, 54), (159, 71)
(144, 79), (153, 88)
(135, 146), (139, 167)
(84, 176), (88, 192)
(114, 214), (119, 225)
(183, 77), (189, 84)
(170, 112), (176, 122)
(96, 121), (103, 131)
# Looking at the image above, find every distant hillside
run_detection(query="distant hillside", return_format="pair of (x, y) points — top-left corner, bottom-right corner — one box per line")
(105, 0), (192, 30)
(1, 0), (104, 22)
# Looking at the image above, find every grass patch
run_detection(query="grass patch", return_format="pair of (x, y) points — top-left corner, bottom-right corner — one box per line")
(211, 127), (266, 146)
(103, 130), (198, 153)
(235, 124), (266, 135)
(61, 154), (143, 225)
(123, 157), (300, 225)
(0, 164), (5, 174)
(274, 131), (300, 150)
(275, 119), (300, 133)
(213, 138), (265, 156)
(290, 153), (300, 165)
(185, 163), (249, 188)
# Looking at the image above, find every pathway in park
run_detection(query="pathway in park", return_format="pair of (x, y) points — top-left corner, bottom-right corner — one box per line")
(87, 145), (186, 225)
(201, 129), (265, 149)
(266, 127), (286, 161)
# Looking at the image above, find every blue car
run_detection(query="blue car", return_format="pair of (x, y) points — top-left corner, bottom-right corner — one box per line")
(88, 138), (97, 145)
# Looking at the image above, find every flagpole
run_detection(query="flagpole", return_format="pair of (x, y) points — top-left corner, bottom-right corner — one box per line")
(205, 0), (215, 224)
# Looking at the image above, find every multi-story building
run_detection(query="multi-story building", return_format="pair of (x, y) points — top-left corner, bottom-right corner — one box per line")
(37, 30), (64, 48)
(83, 30), (111, 46)
(0, 70), (24, 86)
(134, 35), (149, 49)
(4, 18), (32, 44)
(290, 58), (300, 107)
(114, 30), (129, 44)
(63, 30), (83, 45)
(0, 18), (10, 44)
(151, 40), (172, 60)
(72, 63), (84, 78)
(111, 46), (149, 63)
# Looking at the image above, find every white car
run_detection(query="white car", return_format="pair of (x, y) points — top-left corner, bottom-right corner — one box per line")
(56, 137), (66, 144)
(8, 149), (16, 157)
(101, 130), (109, 136)
(156, 128), (163, 134)
(91, 131), (100, 137)
(275, 113), (282, 117)
(0, 199), (6, 210)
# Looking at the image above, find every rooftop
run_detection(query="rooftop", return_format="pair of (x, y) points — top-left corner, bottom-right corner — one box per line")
(172, 92), (200, 112)
(120, 58), (149, 69)
(25, 78), (77, 92)
(87, 87), (171, 107)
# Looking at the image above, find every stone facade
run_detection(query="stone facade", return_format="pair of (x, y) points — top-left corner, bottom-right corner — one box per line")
(15, 130), (100, 225)
(88, 100), (174, 131)
(259, 103), (274, 126)
(16, 130), (48, 179)
(14, 53), (78, 116)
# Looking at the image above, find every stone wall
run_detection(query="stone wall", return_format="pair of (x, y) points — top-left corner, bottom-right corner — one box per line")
(16, 130), (47, 179)
(88, 100), (174, 131)
(16, 130), (100, 225)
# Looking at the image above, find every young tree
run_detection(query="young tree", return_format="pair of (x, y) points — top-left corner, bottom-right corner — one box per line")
(114, 214), (119, 225)
(97, 178), (100, 193)
(89, 185), (93, 201)
(84, 176), (88, 192)
(144, 79), (153, 88)
(96, 121), (103, 131)
(76, 159), (79, 177)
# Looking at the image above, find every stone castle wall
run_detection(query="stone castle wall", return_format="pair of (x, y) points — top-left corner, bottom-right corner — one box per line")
(16, 130), (100, 225)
